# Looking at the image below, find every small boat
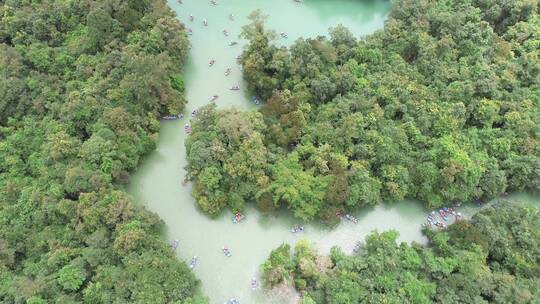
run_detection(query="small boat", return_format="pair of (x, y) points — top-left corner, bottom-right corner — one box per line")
(291, 225), (304, 233)
(209, 59), (215, 66)
(162, 114), (181, 120)
(171, 239), (180, 251)
(280, 32), (288, 38)
(188, 28), (192, 35)
(189, 15), (194, 21)
(252, 96), (260, 105)
(228, 298), (239, 304)
(229, 41), (238, 46)
(210, 95), (219, 101)
(203, 19), (208, 26)
(223, 29), (229, 36)
(232, 212), (245, 223)
(230, 85), (240, 90)
(250, 278), (258, 290)
(191, 110), (197, 117)
(189, 256), (198, 269)
(210, 0), (217, 5)
(225, 68), (231, 76)
(222, 247), (232, 257)
(353, 241), (362, 253)
(345, 214), (358, 224)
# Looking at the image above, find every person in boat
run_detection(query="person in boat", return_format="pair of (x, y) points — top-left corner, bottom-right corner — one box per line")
(211, 0), (217, 5)
(225, 68), (231, 76)
(223, 29), (229, 36)
(280, 32), (288, 38)
(211, 95), (219, 101)
(231, 85), (240, 90)
(229, 14), (234, 20)
(203, 19), (208, 26)
(189, 14), (194, 21)
(209, 59), (215, 66)
(223, 246), (232, 257)
(188, 28), (192, 35)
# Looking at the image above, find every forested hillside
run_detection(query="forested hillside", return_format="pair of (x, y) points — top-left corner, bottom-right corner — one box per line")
(261, 203), (540, 303)
(0, 0), (204, 303)
(186, 0), (539, 221)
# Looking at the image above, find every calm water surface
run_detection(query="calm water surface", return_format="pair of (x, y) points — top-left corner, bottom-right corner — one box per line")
(127, 1), (538, 303)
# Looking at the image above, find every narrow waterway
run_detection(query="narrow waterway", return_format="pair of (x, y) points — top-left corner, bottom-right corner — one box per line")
(127, 1), (538, 303)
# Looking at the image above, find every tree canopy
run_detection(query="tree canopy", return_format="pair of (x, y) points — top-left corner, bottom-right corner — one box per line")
(186, 0), (540, 221)
(0, 0), (203, 302)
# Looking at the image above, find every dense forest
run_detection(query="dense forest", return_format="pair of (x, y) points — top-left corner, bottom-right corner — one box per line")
(0, 0), (206, 303)
(186, 0), (539, 221)
(261, 203), (540, 303)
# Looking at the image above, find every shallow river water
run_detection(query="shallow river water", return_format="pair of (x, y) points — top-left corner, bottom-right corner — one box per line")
(126, 1), (538, 303)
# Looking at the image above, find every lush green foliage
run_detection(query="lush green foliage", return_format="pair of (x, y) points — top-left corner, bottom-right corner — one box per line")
(261, 203), (540, 303)
(187, 0), (540, 221)
(0, 0), (203, 302)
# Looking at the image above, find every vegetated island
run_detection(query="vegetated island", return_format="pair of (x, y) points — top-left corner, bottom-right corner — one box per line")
(186, 0), (539, 222)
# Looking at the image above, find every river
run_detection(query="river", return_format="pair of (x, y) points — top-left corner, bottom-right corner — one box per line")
(126, 1), (538, 303)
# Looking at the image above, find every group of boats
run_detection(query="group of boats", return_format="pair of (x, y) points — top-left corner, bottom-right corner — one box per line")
(425, 207), (463, 229)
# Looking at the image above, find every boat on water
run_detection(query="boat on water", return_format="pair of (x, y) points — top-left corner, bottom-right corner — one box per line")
(280, 32), (288, 38)
(228, 298), (239, 304)
(171, 239), (180, 251)
(203, 19), (208, 26)
(252, 96), (261, 105)
(222, 247), (232, 257)
(223, 29), (229, 36)
(291, 225), (304, 233)
(189, 15), (193, 21)
(232, 212), (245, 223)
(345, 214), (358, 224)
(353, 241), (362, 253)
(230, 85), (240, 90)
(250, 278), (258, 290)
(209, 59), (215, 66)
(229, 41), (238, 46)
(189, 256), (198, 269)
(162, 114), (182, 120)
(225, 68), (231, 76)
